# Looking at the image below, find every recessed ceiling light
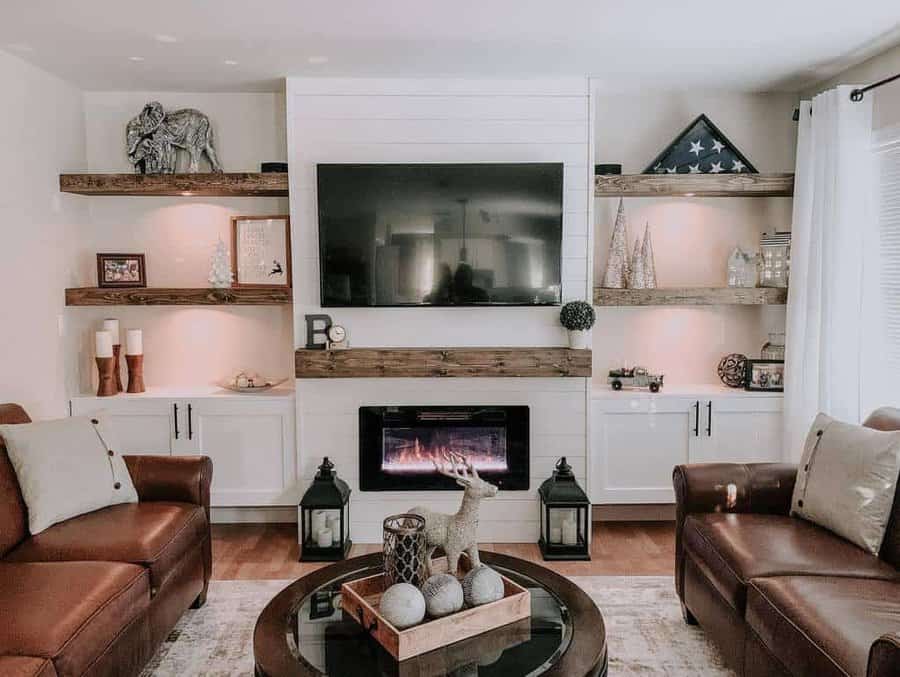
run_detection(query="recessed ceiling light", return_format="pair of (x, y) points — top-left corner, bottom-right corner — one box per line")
(154, 34), (178, 43)
(223, 59), (238, 65)
(307, 56), (328, 64)
(128, 56), (145, 62)
(6, 42), (34, 52)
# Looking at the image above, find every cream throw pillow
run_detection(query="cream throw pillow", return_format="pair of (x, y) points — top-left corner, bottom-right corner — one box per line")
(791, 413), (900, 555)
(0, 414), (138, 534)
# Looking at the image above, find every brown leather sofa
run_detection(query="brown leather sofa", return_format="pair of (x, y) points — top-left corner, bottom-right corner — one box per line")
(0, 403), (212, 677)
(674, 407), (900, 677)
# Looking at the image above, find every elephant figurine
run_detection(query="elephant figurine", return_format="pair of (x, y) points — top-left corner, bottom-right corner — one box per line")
(126, 101), (222, 174)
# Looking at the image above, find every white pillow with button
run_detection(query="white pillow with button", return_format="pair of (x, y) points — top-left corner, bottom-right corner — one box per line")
(0, 414), (138, 534)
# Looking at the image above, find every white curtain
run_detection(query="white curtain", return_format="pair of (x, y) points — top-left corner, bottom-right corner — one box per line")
(783, 85), (878, 461)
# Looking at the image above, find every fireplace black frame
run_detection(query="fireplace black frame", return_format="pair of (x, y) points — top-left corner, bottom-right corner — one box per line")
(359, 405), (529, 491)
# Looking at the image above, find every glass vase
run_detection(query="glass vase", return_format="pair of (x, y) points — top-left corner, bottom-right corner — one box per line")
(761, 332), (785, 360)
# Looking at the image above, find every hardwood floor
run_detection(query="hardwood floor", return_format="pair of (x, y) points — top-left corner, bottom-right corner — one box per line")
(211, 521), (675, 580)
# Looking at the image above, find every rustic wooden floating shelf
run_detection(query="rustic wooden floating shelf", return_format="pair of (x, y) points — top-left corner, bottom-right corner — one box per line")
(593, 286), (787, 307)
(65, 287), (292, 306)
(295, 347), (592, 378)
(59, 172), (289, 197)
(594, 173), (794, 198)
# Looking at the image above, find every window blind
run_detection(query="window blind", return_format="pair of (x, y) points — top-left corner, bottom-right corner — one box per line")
(875, 128), (900, 377)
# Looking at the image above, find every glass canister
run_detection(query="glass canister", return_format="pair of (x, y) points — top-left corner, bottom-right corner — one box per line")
(759, 232), (791, 288)
(383, 514), (427, 587)
(761, 332), (786, 360)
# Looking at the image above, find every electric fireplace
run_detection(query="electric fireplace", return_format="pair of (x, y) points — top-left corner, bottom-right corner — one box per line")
(359, 406), (529, 491)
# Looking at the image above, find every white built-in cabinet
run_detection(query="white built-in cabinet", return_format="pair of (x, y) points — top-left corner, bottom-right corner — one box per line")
(70, 388), (298, 507)
(590, 387), (783, 503)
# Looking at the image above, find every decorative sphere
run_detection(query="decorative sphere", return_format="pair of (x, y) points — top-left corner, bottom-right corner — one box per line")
(421, 573), (464, 618)
(462, 566), (505, 607)
(717, 353), (748, 388)
(379, 583), (426, 629)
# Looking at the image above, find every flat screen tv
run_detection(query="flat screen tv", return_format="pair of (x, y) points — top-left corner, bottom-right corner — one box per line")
(317, 163), (563, 307)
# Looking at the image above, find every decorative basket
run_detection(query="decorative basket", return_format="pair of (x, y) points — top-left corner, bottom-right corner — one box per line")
(382, 514), (427, 588)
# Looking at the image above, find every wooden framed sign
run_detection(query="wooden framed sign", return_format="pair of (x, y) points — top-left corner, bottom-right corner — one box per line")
(231, 215), (291, 288)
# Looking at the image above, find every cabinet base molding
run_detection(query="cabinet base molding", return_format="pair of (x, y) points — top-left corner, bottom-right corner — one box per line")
(592, 504), (676, 522)
(211, 507), (298, 524)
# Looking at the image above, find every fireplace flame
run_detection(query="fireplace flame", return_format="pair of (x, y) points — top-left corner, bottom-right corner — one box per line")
(382, 430), (508, 474)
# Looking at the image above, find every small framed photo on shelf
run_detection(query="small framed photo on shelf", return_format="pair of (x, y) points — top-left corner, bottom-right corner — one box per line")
(231, 215), (291, 288)
(96, 253), (146, 288)
(745, 359), (784, 392)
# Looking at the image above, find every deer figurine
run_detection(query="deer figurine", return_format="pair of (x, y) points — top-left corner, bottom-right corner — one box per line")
(410, 451), (499, 577)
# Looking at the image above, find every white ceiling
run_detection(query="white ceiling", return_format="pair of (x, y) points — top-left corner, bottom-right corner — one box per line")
(2, 1), (898, 93)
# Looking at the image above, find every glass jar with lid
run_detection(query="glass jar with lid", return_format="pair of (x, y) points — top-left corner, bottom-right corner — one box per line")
(761, 332), (785, 360)
(759, 232), (791, 288)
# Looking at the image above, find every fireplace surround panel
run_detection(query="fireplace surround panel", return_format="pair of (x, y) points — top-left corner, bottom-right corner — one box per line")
(359, 405), (529, 491)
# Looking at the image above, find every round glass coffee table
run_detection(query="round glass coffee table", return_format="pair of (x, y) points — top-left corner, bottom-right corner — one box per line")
(254, 551), (607, 677)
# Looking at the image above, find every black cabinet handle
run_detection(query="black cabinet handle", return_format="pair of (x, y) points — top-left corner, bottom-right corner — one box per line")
(706, 401), (713, 437)
(173, 403), (179, 439)
(188, 404), (193, 440)
(693, 401), (700, 437)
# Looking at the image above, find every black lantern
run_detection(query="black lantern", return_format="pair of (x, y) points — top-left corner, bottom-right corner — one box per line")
(299, 457), (352, 561)
(538, 457), (591, 560)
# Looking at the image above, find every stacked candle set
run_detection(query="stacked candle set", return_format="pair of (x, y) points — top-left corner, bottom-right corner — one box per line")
(310, 509), (343, 547)
(94, 319), (145, 396)
(547, 509), (580, 546)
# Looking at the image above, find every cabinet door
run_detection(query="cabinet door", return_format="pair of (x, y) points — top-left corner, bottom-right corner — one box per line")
(591, 397), (696, 504)
(177, 398), (297, 507)
(70, 398), (175, 456)
(693, 397), (784, 464)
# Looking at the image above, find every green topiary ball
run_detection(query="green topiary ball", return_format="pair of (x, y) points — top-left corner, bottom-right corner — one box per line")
(560, 301), (596, 331)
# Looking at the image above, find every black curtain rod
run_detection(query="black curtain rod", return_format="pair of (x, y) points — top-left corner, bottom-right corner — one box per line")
(792, 71), (900, 120)
(850, 72), (900, 101)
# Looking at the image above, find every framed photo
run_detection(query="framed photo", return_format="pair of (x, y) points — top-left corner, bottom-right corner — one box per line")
(96, 253), (146, 288)
(231, 215), (291, 288)
(745, 360), (784, 392)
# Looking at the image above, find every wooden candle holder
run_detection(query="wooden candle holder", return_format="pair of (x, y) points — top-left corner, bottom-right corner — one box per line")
(126, 354), (145, 394)
(96, 357), (117, 397)
(112, 344), (124, 392)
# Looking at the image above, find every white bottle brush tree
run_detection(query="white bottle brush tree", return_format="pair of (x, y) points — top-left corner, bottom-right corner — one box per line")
(208, 238), (233, 288)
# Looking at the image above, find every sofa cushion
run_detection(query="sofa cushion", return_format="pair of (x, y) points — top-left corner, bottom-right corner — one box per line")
(0, 415), (139, 535)
(0, 404), (30, 557)
(747, 576), (900, 677)
(684, 513), (899, 612)
(0, 657), (58, 677)
(6, 501), (207, 595)
(0, 561), (149, 677)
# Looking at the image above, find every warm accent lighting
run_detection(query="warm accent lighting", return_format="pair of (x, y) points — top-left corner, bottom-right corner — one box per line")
(308, 56), (329, 64)
(128, 56), (145, 62)
(224, 59), (238, 66)
(684, 192), (696, 197)
(181, 191), (193, 196)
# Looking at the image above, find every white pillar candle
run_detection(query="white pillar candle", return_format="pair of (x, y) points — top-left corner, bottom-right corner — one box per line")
(125, 329), (143, 355)
(562, 520), (578, 546)
(95, 331), (113, 358)
(326, 513), (341, 545)
(102, 319), (120, 345)
(317, 528), (333, 548)
(311, 510), (327, 538)
(549, 526), (563, 544)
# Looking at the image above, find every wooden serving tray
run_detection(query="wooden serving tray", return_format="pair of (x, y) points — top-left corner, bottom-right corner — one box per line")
(340, 555), (531, 661)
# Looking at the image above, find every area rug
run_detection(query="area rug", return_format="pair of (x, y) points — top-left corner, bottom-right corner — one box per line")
(143, 577), (733, 676)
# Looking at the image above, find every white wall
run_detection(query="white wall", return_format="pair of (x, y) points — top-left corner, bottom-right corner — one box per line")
(592, 90), (797, 386)
(0, 50), (88, 418)
(287, 78), (592, 541)
(65, 92), (293, 393)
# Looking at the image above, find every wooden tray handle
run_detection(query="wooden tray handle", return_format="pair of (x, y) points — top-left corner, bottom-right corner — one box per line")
(356, 605), (378, 634)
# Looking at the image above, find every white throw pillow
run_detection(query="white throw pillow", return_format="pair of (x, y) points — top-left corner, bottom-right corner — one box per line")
(791, 413), (900, 555)
(0, 414), (138, 534)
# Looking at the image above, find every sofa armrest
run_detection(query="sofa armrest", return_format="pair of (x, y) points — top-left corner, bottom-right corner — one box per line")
(672, 463), (797, 603)
(868, 632), (900, 677)
(124, 455), (212, 517)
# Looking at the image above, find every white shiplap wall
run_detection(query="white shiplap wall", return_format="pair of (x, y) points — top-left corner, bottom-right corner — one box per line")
(287, 78), (592, 542)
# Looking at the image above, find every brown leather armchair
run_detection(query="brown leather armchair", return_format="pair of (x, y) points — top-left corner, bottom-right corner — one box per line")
(673, 408), (900, 677)
(0, 403), (212, 677)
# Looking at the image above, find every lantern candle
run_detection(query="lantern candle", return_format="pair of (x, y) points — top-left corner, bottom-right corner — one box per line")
(316, 528), (333, 548)
(549, 526), (562, 544)
(562, 520), (578, 546)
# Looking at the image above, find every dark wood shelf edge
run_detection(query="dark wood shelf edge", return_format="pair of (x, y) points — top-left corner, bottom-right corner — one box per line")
(594, 173), (794, 198)
(295, 347), (592, 378)
(59, 172), (289, 197)
(593, 286), (787, 306)
(65, 287), (292, 306)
